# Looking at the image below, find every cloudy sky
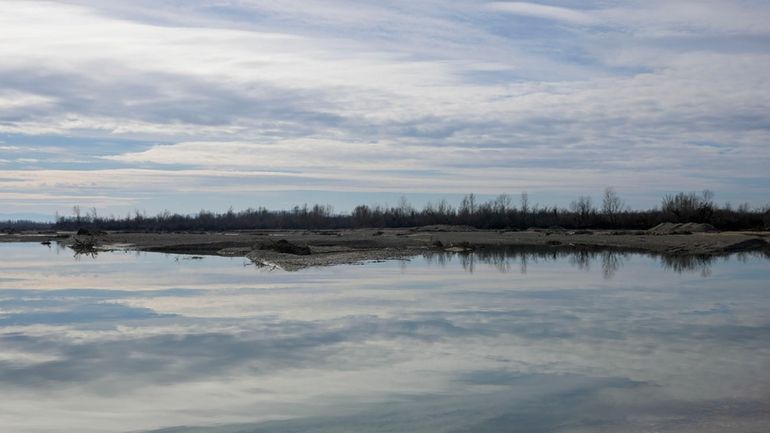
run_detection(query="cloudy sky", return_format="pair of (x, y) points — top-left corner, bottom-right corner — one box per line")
(1, 0), (769, 218)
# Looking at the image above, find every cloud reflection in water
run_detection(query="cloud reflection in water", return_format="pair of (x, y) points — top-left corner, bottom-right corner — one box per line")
(0, 243), (768, 433)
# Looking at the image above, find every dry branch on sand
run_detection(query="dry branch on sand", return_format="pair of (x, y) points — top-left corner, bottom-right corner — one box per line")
(71, 237), (99, 256)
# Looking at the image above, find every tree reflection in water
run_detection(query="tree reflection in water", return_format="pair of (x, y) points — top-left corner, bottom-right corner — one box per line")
(421, 246), (769, 278)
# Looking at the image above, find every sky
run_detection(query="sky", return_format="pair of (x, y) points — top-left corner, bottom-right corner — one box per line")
(1, 0), (769, 219)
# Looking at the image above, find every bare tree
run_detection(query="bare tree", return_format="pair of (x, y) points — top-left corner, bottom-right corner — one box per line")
(435, 199), (453, 216)
(494, 194), (512, 212)
(602, 187), (625, 225)
(661, 190), (715, 223)
(570, 195), (594, 227)
(397, 196), (413, 217)
(460, 193), (477, 215)
(520, 192), (529, 227)
(72, 205), (81, 224)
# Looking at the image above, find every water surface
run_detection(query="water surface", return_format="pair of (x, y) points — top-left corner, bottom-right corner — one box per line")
(1, 243), (769, 432)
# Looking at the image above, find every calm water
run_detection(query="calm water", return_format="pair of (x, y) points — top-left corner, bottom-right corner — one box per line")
(1, 243), (769, 433)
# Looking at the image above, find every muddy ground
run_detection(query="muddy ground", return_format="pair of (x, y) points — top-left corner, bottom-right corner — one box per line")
(2, 227), (769, 271)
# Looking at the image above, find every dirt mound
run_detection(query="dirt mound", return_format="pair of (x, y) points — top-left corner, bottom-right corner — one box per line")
(413, 225), (477, 232)
(648, 222), (718, 235)
(259, 239), (311, 255)
(76, 228), (107, 236)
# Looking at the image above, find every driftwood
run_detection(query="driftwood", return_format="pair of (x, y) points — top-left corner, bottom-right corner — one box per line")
(71, 237), (98, 257)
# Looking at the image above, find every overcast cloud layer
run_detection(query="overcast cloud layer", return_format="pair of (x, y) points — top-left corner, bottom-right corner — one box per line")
(1, 0), (769, 216)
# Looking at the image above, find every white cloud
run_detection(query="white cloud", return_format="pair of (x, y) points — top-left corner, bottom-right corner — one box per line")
(599, 0), (770, 37)
(486, 2), (597, 25)
(0, 0), (768, 211)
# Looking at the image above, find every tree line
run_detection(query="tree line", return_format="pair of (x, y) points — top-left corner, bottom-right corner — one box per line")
(2, 189), (769, 232)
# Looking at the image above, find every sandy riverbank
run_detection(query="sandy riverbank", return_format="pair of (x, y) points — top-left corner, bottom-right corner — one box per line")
(2, 226), (769, 271)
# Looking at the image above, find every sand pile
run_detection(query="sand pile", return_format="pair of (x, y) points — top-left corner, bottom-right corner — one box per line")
(648, 222), (718, 235)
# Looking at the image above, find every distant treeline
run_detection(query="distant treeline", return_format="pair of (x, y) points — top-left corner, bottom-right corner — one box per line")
(3, 189), (769, 232)
(0, 220), (52, 231)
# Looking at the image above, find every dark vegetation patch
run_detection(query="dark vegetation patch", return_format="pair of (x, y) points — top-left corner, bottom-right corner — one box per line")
(259, 239), (311, 256)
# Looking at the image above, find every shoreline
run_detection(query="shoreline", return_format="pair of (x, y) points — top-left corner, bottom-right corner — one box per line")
(2, 228), (769, 271)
